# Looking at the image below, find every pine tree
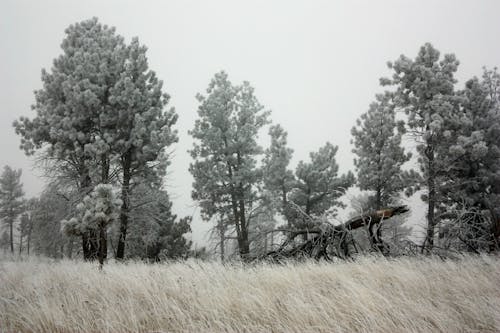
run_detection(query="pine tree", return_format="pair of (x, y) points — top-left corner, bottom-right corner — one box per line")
(439, 69), (500, 249)
(351, 92), (418, 209)
(108, 37), (178, 259)
(31, 182), (74, 258)
(262, 124), (295, 227)
(62, 184), (121, 266)
(123, 185), (191, 261)
(0, 166), (25, 253)
(13, 17), (127, 259)
(189, 71), (270, 259)
(381, 43), (460, 251)
(289, 143), (355, 231)
(13, 18), (179, 260)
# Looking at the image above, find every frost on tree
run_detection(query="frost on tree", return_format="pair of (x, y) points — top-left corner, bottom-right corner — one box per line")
(382, 43), (460, 251)
(288, 143), (355, 236)
(13, 18), (127, 259)
(262, 124), (296, 228)
(0, 166), (25, 253)
(13, 17), (179, 260)
(437, 69), (500, 250)
(62, 184), (121, 265)
(351, 92), (419, 210)
(189, 71), (270, 259)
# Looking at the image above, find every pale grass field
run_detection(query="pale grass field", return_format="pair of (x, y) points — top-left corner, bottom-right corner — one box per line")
(1, 255), (499, 333)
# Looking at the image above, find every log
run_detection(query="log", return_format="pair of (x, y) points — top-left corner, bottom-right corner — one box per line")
(261, 205), (409, 261)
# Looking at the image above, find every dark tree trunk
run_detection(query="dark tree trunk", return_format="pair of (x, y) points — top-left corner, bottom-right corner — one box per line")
(88, 230), (99, 260)
(97, 154), (110, 265)
(369, 187), (384, 252)
(79, 163), (99, 261)
(26, 221), (33, 256)
(67, 236), (74, 259)
(98, 221), (106, 268)
(19, 234), (22, 255)
(424, 147), (436, 253)
(238, 195), (250, 259)
(116, 151), (132, 260)
(9, 221), (13, 253)
(219, 217), (225, 262)
(82, 233), (90, 260)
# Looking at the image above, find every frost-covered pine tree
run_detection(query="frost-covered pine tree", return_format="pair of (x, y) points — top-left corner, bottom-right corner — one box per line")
(189, 71), (270, 259)
(381, 43), (460, 251)
(439, 69), (500, 249)
(351, 92), (418, 210)
(0, 166), (25, 253)
(14, 18), (178, 260)
(13, 18), (127, 259)
(30, 182), (74, 258)
(108, 37), (178, 259)
(123, 185), (191, 261)
(289, 143), (355, 231)
(63, 184), (121, 266)
(262, 124), (295, 227)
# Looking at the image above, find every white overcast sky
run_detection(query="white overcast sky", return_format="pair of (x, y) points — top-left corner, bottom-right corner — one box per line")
(1, 0), (500, 246)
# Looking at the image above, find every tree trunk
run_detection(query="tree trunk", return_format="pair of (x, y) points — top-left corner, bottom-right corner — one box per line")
(424, 147), (436, 253)
(99, 154), (110, 263)
(88, 230), (99, 260)
(219, 219), (225, 262)
(98, 221), (106, 268)
(79, 163), (98, 260)
(82, 233), (90, 260)
(116, 152), (132, 260)
(19, 234), (22, 255)
(238, 191), (250, 259)
(9, 221), (13, 253)
(67, 236), (74, 259)
(26, 221), (33, 256)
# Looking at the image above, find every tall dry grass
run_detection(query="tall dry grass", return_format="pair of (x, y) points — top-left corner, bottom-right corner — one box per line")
(0, 255), (499, 333)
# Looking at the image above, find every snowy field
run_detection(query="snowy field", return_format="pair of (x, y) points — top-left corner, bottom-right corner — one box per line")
(1, 255), (499, 333)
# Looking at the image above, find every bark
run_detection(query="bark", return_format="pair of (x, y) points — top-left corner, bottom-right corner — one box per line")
(219, 219), (225, 262)
(26, 220), (33, 256)
(79, 163), (99, 261)
(9, 220), (13, 253)
(19, 234), (22, 255)
(98, 221), (106, 268)
(116, 151), (132, 260)
(97, 153), (110, 265)
(424, 146), (436, 253)
(238, 193), (250, 258)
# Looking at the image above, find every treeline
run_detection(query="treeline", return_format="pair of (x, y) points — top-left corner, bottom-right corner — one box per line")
(2, 18), (499, 262)
(189, 45), (500, 258)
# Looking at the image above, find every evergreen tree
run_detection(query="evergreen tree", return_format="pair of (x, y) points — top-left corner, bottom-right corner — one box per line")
(382, 43), (460, 251)
(351, 92), (418, 209)
(0, 166), (25, 253)
(13, 18), (127, 259)
(262, 124), (295, 227)
(189, 71), (270, 259)
(440, 69), (500, 249)
(124, 185), (191, 261)
(63, 184), (121, 266)
(108, 37), (178, 259)
(289, 143), (355, 230)
(14, 18), (179, 260)
(18, 198), (38, 255)
(30, 183), (73, 258)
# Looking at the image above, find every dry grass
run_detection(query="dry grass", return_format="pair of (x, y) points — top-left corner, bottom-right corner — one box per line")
(0, 255), (499, 333)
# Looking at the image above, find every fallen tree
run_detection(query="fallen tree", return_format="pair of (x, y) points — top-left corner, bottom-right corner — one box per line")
(261, 205), (410, 261)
